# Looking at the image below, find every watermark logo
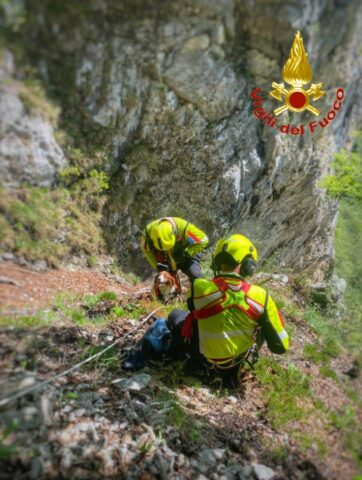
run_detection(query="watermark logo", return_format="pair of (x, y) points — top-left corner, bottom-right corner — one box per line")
(250, 31), (344, 135)
(269, 31), (324, 116)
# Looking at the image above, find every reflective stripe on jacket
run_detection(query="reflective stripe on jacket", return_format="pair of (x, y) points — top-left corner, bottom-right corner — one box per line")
(187, 273), (289, 360)
(140, 217), (208, 269)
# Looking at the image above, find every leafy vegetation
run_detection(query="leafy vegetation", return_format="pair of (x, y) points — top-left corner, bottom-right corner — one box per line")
(319, 132), (362, 199)
(0, 167), (109, 266)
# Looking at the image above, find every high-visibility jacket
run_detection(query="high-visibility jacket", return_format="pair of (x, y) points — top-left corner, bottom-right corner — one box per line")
(140, 217), (208, 271)
(184, 273), (289, 362)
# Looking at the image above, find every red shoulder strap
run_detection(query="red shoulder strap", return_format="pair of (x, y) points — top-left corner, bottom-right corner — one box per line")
(212, 277), (230, 291)
(241, 281), (251, 294)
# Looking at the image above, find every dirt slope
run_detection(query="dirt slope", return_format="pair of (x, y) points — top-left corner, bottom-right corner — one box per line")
(0, 260), (360, 479)
(0, 262), (136, 311)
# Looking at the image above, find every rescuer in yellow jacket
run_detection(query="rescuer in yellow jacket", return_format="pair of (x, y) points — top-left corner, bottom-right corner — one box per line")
(166, 234), (289, 384)
(140, 217), (209, 280)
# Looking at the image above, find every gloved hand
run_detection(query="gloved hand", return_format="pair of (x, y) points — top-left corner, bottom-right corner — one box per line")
(157, 263), (169, 272)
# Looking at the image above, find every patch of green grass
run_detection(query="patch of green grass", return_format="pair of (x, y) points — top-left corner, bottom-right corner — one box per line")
(304, 340), (339, 363)
(82, 291), (118, 308)
(156, 390), (202, 443)
(329, 406), (362, 466)
(254, 358), (311, 429)
(53, 293), (89, 325)
(334, 197), (362, 363)
(285, 321), (296, 338)
(0, 418), (18, 461)
(329, 406), (355, 431)
(0, 310), (56, 328)
(265, 441), (288, 463)
(119, 302), (148, 320)
(303, 321), (341, 380)
(267, 284), (304, 322)
(54, 291), (118, 326)
(81, 344), (119, 371)
(303, 308), (341, 355)
(138, 441), (153, 454)
(0, 178), (109, 267)
(19, 78), (60, 126)
(319, 365), (338, 381)
(157, 301), (186, 318)
(111, 306), (126, 317)
(293, 432), (327, 456)
(152, 362), (186, 389)
(64, 392), (79, 400)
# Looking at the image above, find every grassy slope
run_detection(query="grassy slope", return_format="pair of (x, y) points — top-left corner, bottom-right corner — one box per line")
(0, 264), (361, 478)
(334, 198), (362, 362)
(0, 193), (361, 477)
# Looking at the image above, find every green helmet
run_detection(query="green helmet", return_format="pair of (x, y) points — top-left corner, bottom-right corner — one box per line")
(150, 220), (176, 251)
(213, 234), (258, 276)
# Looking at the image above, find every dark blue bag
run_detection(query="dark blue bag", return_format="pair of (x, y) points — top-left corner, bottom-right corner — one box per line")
(123, 318), (171, 371)
(142, 317), (171, 354)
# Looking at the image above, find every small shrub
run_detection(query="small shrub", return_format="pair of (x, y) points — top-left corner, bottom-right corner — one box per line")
(319, 149), (362, 199)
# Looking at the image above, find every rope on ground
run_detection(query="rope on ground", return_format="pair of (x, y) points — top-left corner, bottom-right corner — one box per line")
(0, 306), (163, 408)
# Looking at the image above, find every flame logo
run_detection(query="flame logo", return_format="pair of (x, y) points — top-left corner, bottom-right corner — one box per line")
(269, 31), (324, 115)
(283, 31), (313, 87)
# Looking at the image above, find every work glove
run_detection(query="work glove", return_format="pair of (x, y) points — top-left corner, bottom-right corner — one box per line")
(157, 263), (169, 272)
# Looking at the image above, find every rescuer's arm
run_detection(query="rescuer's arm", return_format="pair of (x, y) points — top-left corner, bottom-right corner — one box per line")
(259, 294), (289, 354)
(140, 232), (158, 269)
(184, 224), (209, 257)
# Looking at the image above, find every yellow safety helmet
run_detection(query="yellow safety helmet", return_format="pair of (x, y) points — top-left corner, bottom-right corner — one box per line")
(150, 220), (176, 251)
(213, 234), (258, 276)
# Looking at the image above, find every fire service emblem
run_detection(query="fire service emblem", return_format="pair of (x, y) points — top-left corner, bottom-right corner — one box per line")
(269, 31), (325, 116)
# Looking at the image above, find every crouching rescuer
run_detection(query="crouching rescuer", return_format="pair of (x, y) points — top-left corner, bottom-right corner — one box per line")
(168, 234), (289, 385)
(140, 217), (209, 289)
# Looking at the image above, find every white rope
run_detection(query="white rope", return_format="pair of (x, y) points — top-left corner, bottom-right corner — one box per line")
(0, 307), (163, 408)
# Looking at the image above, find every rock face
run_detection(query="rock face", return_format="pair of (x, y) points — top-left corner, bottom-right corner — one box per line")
(18, 0), (362, 276)
(0, 50), (66, 188)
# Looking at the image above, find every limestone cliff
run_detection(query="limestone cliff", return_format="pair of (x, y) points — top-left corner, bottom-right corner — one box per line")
(2, 0), (362, 277)
(0, 49), (66, 187)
